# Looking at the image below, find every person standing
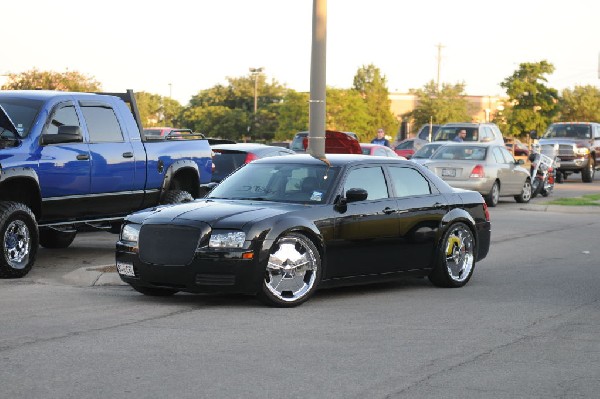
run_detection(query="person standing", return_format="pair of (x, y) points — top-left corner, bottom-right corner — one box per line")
(371, 128), (391, 147)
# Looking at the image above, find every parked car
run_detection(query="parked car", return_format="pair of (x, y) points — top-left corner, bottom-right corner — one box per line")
(211, 143), (296, 183)
(423, 142), (531, 207)
(359, 143), (400, 157)
(505, 139), (530, 156)
(415, 123), (441, 141)
(394, 138), (427, 158)
(410, 142), (445, 165)
(0, 90), (212, 278)
(536, 122), (600, 183)
(290, 131), (360, 153)
(432, 123), (505, 145)
(116, 154), (491, 307)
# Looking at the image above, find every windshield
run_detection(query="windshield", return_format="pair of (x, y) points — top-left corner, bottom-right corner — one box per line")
(543, 124), (591, 139)
(395, 140), (413, 150)
(208, 162), (340, 204)
(431, 145), (487, 161)
(413, 144), (442, 159)
(0, 98), (43, 137)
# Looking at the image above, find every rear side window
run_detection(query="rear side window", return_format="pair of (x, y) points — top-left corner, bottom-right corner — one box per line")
(388, 167), (431, 197)
(81, 106), (124, 142)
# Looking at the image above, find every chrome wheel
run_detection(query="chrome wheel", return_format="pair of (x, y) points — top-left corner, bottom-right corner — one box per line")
(444, 224), (474, 283)
(263, 234), (319, 304)
(4, 220), (30, 269)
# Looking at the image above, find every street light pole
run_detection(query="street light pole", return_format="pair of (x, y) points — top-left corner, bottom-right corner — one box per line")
(249, 67), (264, 113)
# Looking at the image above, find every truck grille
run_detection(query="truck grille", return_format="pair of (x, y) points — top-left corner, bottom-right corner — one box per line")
(557, 144), (575, 158)
(139, 225), (203, 266)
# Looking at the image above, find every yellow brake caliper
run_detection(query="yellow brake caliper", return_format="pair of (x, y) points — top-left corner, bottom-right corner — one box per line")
(446, 235), (461, 256)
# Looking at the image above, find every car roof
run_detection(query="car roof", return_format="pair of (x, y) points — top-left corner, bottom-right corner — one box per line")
(211, 143), (295, 153)
(251, 153), (414, 167)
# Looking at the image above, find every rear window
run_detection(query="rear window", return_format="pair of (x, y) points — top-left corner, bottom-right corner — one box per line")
(0, 98), (43, 137)
(431, 145), (487, 161)
(212, 151), (249, 182)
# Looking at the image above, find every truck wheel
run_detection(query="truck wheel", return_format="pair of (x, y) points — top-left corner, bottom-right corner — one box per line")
(39, 229), (77, 249)
(161, 190), (194, 204)
(581, 159), (595, 183)
(0, 202), (38, 278)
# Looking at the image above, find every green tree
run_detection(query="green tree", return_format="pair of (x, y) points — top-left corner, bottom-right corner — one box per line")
(180, 106), (248, 140)
(135, 92), (183, 128)
(1, 68), (101, 91)
(408, 80), (470, 128)
(352, 64), (397, 136)
(326, 88), (371, 142)
(558, 85), (600, 122)
(273, 90), (309, 141)
(500, 60), (559, 137)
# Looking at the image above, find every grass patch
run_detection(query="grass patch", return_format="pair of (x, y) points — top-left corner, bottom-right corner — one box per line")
(546, 193), (600, 206)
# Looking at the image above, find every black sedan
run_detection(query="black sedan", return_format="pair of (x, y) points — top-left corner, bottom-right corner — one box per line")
(116, 155), (491, 307)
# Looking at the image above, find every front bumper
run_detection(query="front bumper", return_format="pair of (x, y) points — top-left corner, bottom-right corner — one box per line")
(555, 157), (589, 172)
(116, 241), (268, 294)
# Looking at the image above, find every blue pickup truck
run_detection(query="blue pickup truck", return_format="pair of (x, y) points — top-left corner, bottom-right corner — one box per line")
(0, 90), (212, 278)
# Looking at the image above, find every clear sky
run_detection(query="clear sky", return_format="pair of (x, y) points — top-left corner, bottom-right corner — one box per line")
(3, 0), (599, 105)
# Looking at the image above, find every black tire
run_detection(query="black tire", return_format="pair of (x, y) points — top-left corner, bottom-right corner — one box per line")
(530, 177), (543, 199)
(161, 190), (194, 205)
(0, 202), (38, 278)
(581, 158), (595, 183)
(514, 178), (532, 203)
(39, 229), (77, 249)
(258, 232), (322, 307)
(130, 284), (179, 296)
(429, 222), (476, 288)
(484, 181), (499, 207)
(555, 172), (564, 184)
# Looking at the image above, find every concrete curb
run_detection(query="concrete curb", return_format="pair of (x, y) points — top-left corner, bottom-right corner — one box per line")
(62, 265), (127, 287)
(520, 204), (600, 214)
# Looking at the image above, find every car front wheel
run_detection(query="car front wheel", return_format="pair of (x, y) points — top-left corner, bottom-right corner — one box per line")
(258, 232), (321, 307)
(0, 202), (38, 278)
(429, 222), (475, 288)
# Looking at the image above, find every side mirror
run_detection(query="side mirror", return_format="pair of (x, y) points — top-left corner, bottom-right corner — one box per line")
(345, 188), (368, 203)
(41, 125), (83, 145)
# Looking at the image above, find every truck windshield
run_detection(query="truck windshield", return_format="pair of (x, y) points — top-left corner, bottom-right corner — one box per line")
(543, 124), (591, 139)
(0, 98), (43, 137)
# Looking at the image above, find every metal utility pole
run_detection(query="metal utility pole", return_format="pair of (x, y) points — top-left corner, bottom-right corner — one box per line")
(308, 0), (327, 160)
(249, 67), (264, 114)
(168, 83), (172, 99)
(436, 43), (444, 92)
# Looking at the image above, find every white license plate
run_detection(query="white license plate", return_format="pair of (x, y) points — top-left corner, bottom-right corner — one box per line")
(116, 261), (135, 277)
(442, 168), (456, 177)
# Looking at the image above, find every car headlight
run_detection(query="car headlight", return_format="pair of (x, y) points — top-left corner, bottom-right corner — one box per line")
(575, 146), (590, 156)
(209, 230), (246, 248)
(120, 223), (141, 243)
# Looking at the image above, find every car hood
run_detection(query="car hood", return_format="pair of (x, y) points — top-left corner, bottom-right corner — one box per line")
(0, 105), (20, 137)
(539, 138), (591, 146)
(127, 199), (303, 229)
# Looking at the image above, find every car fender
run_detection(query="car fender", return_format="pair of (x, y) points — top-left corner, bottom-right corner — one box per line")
(0, 167), (42, 217)
(160, 160), (201, 198)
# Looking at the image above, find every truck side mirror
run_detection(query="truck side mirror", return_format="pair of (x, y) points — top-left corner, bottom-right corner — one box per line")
(41, 126), (83, 145)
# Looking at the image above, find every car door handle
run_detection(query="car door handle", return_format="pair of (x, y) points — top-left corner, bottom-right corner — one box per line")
(383, 207), (396, 215)
(122, 152), (134, 158)
(433, 202), (446, 209)
(76, 154), (90, 161)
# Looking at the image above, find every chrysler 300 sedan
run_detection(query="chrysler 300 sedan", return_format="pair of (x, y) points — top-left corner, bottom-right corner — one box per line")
(116, 154), (491, 307)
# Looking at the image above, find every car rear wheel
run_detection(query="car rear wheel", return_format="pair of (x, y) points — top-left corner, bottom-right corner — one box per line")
(258, 232), (321, 307)
(429, 222), (475, 288)
(514, 179), (532, 203)
(485, 181), (499, 207)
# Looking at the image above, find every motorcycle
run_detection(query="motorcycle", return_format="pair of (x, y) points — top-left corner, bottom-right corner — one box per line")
(528, 143), (561, 198)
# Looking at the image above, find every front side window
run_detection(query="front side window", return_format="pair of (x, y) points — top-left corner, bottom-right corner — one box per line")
(388, 167), (431, 197)
(81, 105), (124, 142)
(45, 105), (80, 135)
(343, 166), (388, 200)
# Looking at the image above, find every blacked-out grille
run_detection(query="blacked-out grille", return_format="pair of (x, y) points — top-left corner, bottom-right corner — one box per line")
(139, 225), (202, 265)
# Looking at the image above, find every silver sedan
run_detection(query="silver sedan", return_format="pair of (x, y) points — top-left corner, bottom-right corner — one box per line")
(423, 142), (531, 206)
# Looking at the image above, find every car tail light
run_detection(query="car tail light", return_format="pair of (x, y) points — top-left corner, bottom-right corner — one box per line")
(470, 164), (485, 178)
(244, 152), (259, 164)
(483, 202), (490, 222)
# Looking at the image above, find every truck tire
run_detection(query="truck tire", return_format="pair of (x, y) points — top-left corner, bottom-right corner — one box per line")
(0, 202), (38, 278)
(39, 229), (77, 249)
(161, 190), (194, 205)
(581, 158), (595, 183)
